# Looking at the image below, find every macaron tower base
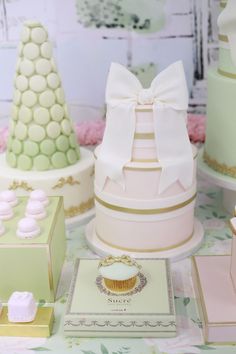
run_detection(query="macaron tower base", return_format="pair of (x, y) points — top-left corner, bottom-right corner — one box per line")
(192, 215), (236, 344)
(64, 258), (176, 337)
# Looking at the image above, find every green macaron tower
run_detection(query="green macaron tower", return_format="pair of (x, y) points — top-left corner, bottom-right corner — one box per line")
(0, 20), (94, 223)
(7, 20), (80, 171)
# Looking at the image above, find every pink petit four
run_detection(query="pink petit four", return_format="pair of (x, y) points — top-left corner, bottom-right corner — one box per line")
(0, 190), (18, 207)
(17, 217), (40, 239)
(25, 200), (46, 220)
(29, 190), (49, 206)
(8, 292), (37, 323)
(0, 202), (13, 220)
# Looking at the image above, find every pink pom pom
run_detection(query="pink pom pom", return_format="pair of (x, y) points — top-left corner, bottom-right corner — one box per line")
(0, 127), (9, 153)
(187, 114), (206, 143)
(75, 119), (105, 146)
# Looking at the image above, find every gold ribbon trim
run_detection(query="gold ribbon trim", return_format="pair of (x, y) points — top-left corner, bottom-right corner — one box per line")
(218, 68), (236, 79)
(95, 193), (196, 215)
(52, 176), (80, 189)
(98, 255), (141, 268)
(9, 180), (33, 192)
(204, 150), (236, 177)
(218, 34), (228, 42)
(65, 197), (94, 218)
(97, 230), (194, 253)
(134, 133), (155, 140)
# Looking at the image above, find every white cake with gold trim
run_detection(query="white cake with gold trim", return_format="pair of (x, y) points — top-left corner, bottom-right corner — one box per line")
(92, 62), (197, 253)
(0, 21), (94, 220)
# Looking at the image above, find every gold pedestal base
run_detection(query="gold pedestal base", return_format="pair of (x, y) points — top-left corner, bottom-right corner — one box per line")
(0, 307), (54, 337)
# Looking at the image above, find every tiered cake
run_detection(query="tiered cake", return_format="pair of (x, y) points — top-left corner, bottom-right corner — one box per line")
(0, 21), (94, 220)
(88, 61), (200, 256)
(204, 0), (236, 177)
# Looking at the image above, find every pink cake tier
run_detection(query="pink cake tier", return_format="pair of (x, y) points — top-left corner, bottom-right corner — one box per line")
(94, 105), (197, 252)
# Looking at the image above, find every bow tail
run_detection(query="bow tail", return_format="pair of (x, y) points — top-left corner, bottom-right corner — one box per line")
(153, 104), (194, 194)
(96, 103), (136, 191)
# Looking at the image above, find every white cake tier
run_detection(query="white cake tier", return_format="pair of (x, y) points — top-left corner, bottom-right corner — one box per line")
(0, 147), (94, 219)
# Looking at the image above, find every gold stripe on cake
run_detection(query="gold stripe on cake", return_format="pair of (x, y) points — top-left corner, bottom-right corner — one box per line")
(218, 68), (236, 79)
(97, 230), (194, 252)
(218, 34), (228, 42)
(131, 158), (159, 163)
(204, 150), (236, 177)
(135, 106), (152, 112)
(134, 133), (155, 139)
(95, 193), (196, 215)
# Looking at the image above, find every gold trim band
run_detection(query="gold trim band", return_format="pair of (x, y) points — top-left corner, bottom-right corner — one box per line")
(134, 133), (155, 139)
(64, 197), (94, 218)
(131, 158), (158, 163)
(218, 68), (236, 79)
(204, 150), (236, 177)
(97, 230), (194, 252)
(218, 34), (228, 42)
(95, 193), (196, 215)
(135, 107), (152, 112)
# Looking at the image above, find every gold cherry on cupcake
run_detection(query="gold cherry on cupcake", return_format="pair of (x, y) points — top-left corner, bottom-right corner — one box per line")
(98, 255), (141, 293)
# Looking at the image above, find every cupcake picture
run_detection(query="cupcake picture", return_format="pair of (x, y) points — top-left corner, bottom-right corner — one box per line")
(98, 255), (141, 293)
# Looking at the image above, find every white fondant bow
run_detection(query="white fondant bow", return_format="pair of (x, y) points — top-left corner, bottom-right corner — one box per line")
(96, 61), (193, 194)
(218, 0), (236, 66)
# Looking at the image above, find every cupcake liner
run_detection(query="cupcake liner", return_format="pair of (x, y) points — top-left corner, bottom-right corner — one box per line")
(103, 276), (137, 292)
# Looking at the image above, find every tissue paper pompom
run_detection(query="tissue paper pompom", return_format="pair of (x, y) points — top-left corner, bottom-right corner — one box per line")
(75, 119), (106, 146)
(187, 114), (206, 143)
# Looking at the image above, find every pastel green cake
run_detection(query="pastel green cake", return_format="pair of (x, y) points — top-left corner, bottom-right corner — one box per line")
(0, 196), (66, 301)
(8, 20), (80, 171)
(204, 0), (236, 177)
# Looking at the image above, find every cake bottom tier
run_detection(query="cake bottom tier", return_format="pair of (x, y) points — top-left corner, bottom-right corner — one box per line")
(94, 192), (196, 252)
(0, 147), (94, 219)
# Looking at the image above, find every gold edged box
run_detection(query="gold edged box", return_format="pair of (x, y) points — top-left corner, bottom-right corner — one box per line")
(64, 258), (176, 338)
(192, 255), (236, 344)
(0, 307), (54, 337)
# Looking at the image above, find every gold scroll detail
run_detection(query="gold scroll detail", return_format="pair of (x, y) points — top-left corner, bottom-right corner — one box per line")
(65, 197), (94, 218)
(9, 180), (33, 192)
(218, 68), (236, 79)
(52, 176), (80, 189)
(95, 193), (196, 215)
(204, 150), (236, 177)
(218, 34), (228, 42)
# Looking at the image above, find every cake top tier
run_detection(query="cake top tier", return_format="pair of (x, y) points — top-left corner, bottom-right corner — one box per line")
(7, 20), (80, 171)
(96, 61), (193, 195)
(218, 0), (236, 79)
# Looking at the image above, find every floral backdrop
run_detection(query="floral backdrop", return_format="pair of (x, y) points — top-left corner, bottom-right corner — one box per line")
(0, 0), (221, 119)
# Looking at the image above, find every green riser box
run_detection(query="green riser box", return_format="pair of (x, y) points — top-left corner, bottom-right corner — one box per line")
(0, 196), (66, 302)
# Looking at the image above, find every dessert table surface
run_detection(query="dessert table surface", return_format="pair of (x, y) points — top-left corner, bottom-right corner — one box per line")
(1, 175), (236, 354)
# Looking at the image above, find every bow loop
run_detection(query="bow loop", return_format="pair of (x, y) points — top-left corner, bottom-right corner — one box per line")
(96, 61), (193, 193)
(138, 88), (154, 105)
